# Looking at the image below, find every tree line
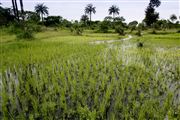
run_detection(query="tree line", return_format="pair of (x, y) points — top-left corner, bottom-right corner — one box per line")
(0, 0), (179, 38)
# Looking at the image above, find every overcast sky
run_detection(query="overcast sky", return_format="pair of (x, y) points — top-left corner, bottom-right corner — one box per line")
(1, 0), (179, 23)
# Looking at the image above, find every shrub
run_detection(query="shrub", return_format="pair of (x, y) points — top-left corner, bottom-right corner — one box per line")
(151, 29), (157, 34)
(75, 28), (83, 35)
(99, 21), (109, 33)
(115, 26), (125, 35)
(137, 42), (144, 48)
(30, 24), (42, 32)
(71, 23), (83, 35)
(16, 26), (34, 40)
(177, 30), (180, 33)
(135, 29), (142, 36)
(8, 22), (24, 34)
(17, 30), (34, 40)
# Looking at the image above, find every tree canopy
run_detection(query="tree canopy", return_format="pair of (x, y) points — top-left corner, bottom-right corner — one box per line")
(35, 3), (49, 21)
(108, 5), (120, 19)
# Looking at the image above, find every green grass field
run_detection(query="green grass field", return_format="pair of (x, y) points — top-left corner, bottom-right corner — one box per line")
(0, 28), (180, 119)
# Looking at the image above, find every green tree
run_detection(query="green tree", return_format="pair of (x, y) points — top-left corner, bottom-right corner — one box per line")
(99, 21), (109, 33)
(144, 5), (159, 26)
(44, 16), (62, 26)
(85, 4), (96, 23)
(0, 5), (14, 25)
(104, 16), (113, 22)
(113, 16), (126, 28)
(114, 16), (125, 22)
(128, 21), (138, 32)
(80, 14), (89, 25)
(35, 3), (49, 21)
(24, 11), (40, 22)
(108, 5), (120, 19)
(144, 0), (161, 26)
(149, 0), (161, 7)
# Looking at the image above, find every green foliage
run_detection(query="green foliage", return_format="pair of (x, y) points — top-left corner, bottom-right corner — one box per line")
(71, 23), (83, 35)
(129, 21), (138, 32)
(149, 0), (161, 8)
(0, 6), (15, 26)
(24, 11), (40, 22)
(135, 29), (142, 36)
(108, 5), (120, 18)
(144, 5), (159, 26)
(8, 22), (23, 34)
(61, 19), (72, 28)
(98, 21), (109, 33)
(44, 16), (62, 27)
(35, 3), (49, 21)
(16, 26), (34, 39)
(137, 42), (143, 47)
(80, 14), (89, 26)
(115, 25), (125, 35)
(85, 4), (96, 22)
(7, 22), (43, 40)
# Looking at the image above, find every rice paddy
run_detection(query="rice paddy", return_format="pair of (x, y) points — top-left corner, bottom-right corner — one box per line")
(0, 28), (180, 119)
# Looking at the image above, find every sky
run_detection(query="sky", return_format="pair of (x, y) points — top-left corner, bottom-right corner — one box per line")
(1, 0), (179, 23)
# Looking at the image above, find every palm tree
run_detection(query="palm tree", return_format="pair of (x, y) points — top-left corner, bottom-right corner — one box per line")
(35, 3), (48, 21)
(85, 4), (96, 23)
(108, 5), (120, 19)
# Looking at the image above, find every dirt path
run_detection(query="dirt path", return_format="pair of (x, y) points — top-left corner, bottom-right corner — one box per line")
(90, 35), (132, 44)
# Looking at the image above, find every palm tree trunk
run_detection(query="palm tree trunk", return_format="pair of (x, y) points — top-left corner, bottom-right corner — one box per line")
(14, 0), (19, 20)
(41, 13), (43, 22)
(11, 0), (17, 17)
(113, 13), (115, 21)
(19, 0), (24, 20)
(90, 12), (91, 22)
(89, 12), (91, 26)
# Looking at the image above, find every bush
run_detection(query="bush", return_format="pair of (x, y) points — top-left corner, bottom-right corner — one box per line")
(135, 29), (142, 36)
(8, 22), (43, 40)
(71, 23), (83, 35)
(8, 22), (42, 35)
(8, 22), (24, 34)
(30, 24), (42, 32)
(99, 21), (109, 33)
(137, 42), (144, 48)
(151, 29), (157, 34)
(16, 25), (34, 40)
(17, 29), (34, 40)
(177, 30), (180, 33)
(115, 26), (125, 35)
